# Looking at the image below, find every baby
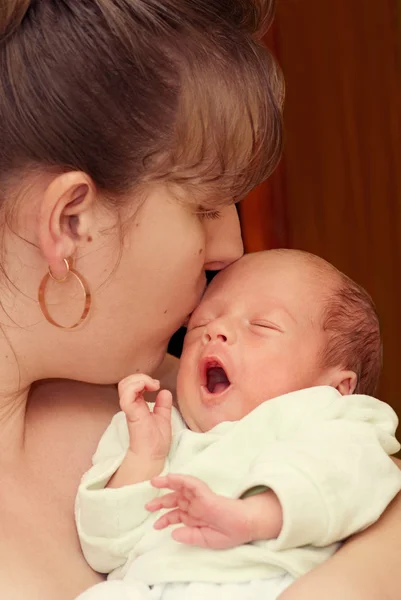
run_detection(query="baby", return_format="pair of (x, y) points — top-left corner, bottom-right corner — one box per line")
(75, 250), (401, 600)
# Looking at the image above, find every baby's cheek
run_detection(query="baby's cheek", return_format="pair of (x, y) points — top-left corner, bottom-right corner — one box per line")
(179, 339), (194, 364)
(176, 349), (194, 392)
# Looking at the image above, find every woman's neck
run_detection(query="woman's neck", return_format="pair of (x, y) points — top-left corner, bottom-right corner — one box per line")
(0, 326), (31, 460)
(0, 388), (28, 462)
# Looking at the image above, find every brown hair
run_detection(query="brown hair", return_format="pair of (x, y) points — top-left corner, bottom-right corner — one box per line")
(320, 271), (382, 396)
(270, 249), (382, 396)
(0, 0), (283, 209)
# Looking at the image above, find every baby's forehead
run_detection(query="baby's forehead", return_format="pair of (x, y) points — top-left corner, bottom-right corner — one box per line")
(207, 251), (328, 290)
(199, 251), (337, 314)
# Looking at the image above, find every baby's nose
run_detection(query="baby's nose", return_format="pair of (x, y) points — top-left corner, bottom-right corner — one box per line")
(203, 331), (227, 343)
(203, 319), (235, 344)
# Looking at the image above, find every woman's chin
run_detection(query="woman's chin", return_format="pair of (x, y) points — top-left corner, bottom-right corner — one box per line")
(139, 345), (170, 376)
(96, 349), (168, 384)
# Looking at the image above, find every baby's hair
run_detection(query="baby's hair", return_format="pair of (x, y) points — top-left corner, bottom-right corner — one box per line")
(320, 270), (382, 396)
(0, 0), (283, 208)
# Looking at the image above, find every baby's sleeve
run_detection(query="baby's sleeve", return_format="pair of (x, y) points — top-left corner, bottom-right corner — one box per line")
(75, 410), (168, 574)
(234, 390), (401, 551)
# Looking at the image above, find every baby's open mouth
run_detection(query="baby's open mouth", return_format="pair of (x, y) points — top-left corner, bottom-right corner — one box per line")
(205, 360), (231, 394)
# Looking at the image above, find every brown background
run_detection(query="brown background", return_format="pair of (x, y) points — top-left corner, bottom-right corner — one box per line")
(239, 0), (401, 411)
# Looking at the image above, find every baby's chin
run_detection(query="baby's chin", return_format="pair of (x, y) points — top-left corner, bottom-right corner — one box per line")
(184, 414), (219, 433)
(177, 405), (203, 433)
(177, 394), (228, 433)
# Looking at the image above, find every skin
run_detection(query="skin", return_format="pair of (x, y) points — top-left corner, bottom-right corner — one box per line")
(0, 171), (243, 600)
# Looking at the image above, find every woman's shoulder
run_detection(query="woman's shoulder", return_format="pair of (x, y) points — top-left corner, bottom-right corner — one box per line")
(0, 380), (115, 599)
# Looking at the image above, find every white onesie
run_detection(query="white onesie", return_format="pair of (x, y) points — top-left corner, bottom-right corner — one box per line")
(75, 386), (401, 599)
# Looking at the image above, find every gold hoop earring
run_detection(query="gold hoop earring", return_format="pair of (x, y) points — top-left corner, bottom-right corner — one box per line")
(38, 258), (92, 329)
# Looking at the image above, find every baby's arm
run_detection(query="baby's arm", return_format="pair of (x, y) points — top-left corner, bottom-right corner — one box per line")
(147, 474), (282, 549)
(75, 374), (173, 574)
(278, 489), (401, 600)
(233, 393), (401, 551)
(108, 374), (172, 488)
(148, 391), (401, 553)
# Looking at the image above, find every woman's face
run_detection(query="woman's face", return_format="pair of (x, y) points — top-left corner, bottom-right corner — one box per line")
(65, 186), (243, 383)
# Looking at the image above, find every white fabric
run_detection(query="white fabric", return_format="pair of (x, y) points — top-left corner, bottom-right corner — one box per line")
(75, 386), (401, 585)
(76, 576), (295, 600)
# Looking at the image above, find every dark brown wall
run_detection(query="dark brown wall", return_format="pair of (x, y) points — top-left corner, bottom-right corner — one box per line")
(240, 0), (401, 409)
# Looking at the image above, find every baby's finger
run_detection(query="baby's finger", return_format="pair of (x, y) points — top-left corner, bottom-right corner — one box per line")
(119, 379), (160, 414)
(122, 396), (150, 423)
(153, 474), (209, 496)
(118, 374), (146, 394)
(153, 389), (173, 419)
(146, 492), (178, 512)
(153, 508), (183, 530)
(119, 380), (145, 405)
(150, 475), (170, 489)
(119, 375), (160, 396)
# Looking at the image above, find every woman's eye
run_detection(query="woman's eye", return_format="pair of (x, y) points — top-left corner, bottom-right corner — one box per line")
(198, 209), (222, 221)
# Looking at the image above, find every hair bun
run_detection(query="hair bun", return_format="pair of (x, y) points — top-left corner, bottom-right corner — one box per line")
(228, 0), (276, 37)
(0, 0), (31, 40)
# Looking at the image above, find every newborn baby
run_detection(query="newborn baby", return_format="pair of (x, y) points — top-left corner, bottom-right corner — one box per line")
(75, 250), (401, 600)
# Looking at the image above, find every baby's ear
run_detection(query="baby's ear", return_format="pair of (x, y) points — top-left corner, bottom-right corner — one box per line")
(334, 370), (358, 396)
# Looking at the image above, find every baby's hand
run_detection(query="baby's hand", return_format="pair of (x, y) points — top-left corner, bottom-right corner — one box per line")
(146, 474), (257, 549)
(118, 374), (173, 460)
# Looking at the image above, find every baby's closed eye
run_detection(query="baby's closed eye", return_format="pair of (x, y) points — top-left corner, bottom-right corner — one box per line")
(250, 321), (284, 333)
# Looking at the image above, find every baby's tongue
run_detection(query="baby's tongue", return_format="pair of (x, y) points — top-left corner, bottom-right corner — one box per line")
(213, 382), (229, 394)
(207, 366), (230, 394)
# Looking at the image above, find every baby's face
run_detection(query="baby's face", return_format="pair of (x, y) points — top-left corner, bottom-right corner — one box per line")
(177, 252), (333, 432)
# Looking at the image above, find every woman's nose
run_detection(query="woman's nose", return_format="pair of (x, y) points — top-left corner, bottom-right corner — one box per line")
(203, 318), (236, 345)
(203, 205), (244, 272)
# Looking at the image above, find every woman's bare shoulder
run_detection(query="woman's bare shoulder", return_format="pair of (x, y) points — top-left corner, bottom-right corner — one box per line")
(0, 380), (115, 600)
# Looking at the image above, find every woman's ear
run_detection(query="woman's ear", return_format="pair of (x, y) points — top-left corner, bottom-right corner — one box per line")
(333, 370), (358, 396)
(38, 172), (96, 279)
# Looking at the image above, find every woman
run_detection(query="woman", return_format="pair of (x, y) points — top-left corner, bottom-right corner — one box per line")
(0, 1), (399, 599)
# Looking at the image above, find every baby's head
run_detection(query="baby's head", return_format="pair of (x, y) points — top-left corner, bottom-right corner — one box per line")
(177, 249), (381, 432)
